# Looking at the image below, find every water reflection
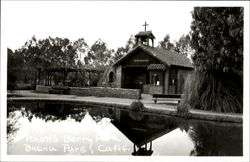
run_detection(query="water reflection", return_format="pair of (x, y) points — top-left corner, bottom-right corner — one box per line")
(188, 120), (243, 156)
(9, 102), (87, 122)
(7, 102), (242, 156)
(7, 108), (21, 143)
(110, 110), (180, 156)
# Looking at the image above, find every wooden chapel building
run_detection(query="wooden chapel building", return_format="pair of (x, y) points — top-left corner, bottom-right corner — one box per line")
(103, 28), (194, 95)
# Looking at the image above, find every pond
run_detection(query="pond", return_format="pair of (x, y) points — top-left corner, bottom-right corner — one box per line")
(7, 101), (243, 156)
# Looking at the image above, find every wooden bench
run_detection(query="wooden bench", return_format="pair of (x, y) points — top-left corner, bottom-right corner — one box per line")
(152, 94), (181, 104)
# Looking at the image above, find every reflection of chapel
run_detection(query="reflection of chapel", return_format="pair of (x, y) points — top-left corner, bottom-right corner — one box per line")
(107, 23), (193, 94)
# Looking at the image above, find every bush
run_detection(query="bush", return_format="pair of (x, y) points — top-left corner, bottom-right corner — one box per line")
(177, 74), (193, 117)
(181, 71), (243, 113)
(130, 100), (144, 111)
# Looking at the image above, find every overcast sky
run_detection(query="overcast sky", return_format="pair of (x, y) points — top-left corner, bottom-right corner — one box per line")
(2, 1), (195, 51)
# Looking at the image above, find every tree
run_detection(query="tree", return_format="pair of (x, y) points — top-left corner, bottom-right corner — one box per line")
(175, 34), (194, 56)
(86, 39), (113, 67)
(7, 36), (79, 89)
(112, 35), (136, 62)
(191, 7), (243, 73)
(73, 38), (89, 65)
(84, 39), (114, 86)
(158, 34), (175, 51)
(20, 36), (78, 69)
(7, 48), (18, 90)
(113, 47), (126, 62)
(125, 35), (136, 52)
(181, 7), (243, 113)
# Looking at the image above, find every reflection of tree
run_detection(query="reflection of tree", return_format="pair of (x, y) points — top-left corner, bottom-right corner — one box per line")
(7, 110), (21, 143)
(92, 115), (103, 123)
(9, 102), (119, 125)
(88, 107), (115, 123)
(9, 102), (88, 123)
(178, 120), (190, 133)
(188, 121), (243, 156)
(128, 108), (145, 121)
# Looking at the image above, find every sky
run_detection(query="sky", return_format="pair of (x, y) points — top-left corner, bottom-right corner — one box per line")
(2, 1), (194, 51)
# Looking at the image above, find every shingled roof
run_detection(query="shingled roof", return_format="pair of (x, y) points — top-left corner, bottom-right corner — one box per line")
(113, 44), (193, 68)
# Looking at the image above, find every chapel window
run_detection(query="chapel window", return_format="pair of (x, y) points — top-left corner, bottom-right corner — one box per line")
(152, 73), (160, 85)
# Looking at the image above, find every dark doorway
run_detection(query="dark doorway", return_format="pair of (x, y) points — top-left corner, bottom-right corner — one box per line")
(122, 67), (149, 90)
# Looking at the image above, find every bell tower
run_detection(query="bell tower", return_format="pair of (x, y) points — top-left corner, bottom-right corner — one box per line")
(135, 22), (155, 47)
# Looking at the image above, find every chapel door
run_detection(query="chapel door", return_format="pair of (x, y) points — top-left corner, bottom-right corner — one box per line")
(122, 67), (147, 90)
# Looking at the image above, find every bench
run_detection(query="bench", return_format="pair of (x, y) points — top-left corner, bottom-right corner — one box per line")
(152, 94), (181, 104)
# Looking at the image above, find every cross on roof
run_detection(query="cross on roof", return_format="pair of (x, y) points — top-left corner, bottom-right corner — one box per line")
(143, 21), (149, 32)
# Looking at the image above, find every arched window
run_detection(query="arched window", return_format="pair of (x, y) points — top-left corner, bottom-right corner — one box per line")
(109, 72), (115, 83)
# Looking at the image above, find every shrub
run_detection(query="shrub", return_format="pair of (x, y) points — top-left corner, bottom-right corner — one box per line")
(177, 74), (193, 117)
(130, 100), (144, 111)
(181, 71), (242, 113)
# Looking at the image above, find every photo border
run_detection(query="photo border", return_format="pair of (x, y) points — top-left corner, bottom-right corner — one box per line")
(1, 1), (249, 162)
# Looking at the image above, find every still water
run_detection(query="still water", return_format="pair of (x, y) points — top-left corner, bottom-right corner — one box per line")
(7, 102), (242, 156)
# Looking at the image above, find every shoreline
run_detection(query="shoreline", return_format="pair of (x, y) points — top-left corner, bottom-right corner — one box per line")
(7, 91), (243, 124)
